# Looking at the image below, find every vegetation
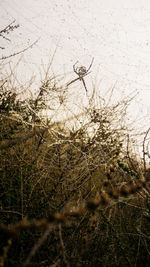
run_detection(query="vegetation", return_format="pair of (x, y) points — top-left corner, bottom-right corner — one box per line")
(0, 68), (150, 267)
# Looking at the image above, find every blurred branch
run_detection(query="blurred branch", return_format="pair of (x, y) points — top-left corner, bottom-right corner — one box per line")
(0, 131), (35, 150)
(24, 225), (54, 267)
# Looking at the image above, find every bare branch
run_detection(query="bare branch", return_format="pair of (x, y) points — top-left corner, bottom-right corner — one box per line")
(0, 20), (19, 43)
(0, 39), (39, 61)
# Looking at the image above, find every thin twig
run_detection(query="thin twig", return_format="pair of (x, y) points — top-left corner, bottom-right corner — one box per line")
(58, 224), (69, 267)
(0, 39), (39, 61)
(143, 127), (150, 173)
(24, 225), (54, 267)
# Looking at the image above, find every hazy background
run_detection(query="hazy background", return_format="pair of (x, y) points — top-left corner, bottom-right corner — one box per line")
(0, 0), (150, 133)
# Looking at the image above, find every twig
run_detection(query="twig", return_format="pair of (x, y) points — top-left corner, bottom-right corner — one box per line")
(58, 224), (69, 267)
(0, 20), (19, 42)
(0, 39), (39, 61)
(143, 127), (150, 173)
(24, 225), (54, 267)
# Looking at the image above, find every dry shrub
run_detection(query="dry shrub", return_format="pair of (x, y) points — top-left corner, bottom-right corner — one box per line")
(0, 70), (150, 267)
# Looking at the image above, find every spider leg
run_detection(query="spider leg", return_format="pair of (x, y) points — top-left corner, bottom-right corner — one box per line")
(67, 77), (80, 87)
(73, 61), (79, 74)
(74, 70), (79, 75)
(87, 57), (94, 72)
(81, 78), (88, 93)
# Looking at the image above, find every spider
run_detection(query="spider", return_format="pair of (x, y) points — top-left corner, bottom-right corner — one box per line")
(73, 57), (94, 78)
(67, 57), (94, 94)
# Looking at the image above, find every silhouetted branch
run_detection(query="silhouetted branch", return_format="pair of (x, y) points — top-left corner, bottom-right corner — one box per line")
(0, 20), (19, 43)
(0, 39), (39, 61)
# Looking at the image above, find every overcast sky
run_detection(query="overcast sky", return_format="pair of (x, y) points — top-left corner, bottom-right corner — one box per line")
(0, 0), (150, 131)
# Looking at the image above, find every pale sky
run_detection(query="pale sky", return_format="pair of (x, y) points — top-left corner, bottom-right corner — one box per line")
(0, 0), (150, 134)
